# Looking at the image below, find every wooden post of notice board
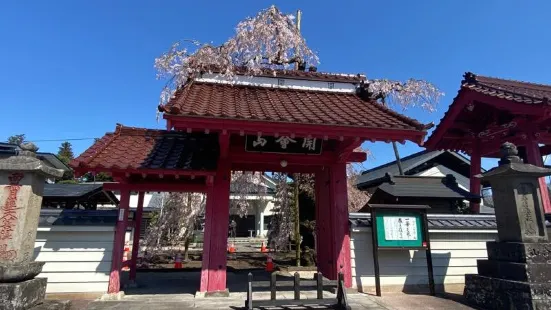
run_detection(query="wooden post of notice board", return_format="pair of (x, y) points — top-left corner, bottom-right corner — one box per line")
(369, 204), (434, 297)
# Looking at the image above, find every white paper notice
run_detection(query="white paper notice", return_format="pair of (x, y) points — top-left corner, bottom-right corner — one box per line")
(383, 216), (418, 241)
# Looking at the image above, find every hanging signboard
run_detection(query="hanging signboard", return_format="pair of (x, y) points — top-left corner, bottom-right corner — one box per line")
(368, 204), (434, 297)
(245, 135), (322, 155)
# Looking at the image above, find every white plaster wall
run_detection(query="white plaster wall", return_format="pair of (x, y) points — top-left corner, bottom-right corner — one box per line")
(197, 74), (358, 93)
(34, 226), (114, 293)
(414, 165), (470, 191)
(350, 227), (497, 293)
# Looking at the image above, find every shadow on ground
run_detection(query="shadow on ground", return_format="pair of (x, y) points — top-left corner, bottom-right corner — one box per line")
(121, 268), (299, 295)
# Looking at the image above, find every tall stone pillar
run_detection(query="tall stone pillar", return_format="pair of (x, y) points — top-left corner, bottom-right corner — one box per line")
(464, 142), (551, 309)
(0, 144), (64, 310)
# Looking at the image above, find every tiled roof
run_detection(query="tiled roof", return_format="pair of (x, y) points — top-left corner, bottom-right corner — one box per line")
(372, 175), (480, 201)
(349, 213), (497, 230)
(44, 183), (103, 197)
(462, 72), (551, 105)
(162, 82), (427, 131)
(70, 125), (219, 172)
(39, 209), (118, 226)
(425, 72), (551, 151)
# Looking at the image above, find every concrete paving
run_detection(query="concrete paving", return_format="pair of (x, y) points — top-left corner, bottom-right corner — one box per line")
(62, 271), (474, 309)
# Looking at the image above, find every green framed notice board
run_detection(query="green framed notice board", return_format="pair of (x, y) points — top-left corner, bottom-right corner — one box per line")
(369, 204), (435, 297)
(375, 211), (424, 248)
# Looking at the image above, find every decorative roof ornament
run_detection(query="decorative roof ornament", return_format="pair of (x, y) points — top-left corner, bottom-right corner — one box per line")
(463, 72), (478, 84)
(498, 142), (523, 165)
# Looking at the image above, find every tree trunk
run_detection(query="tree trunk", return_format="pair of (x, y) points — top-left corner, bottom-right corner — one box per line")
(183, 193), (193, 261)
(294, 176), (301, 267)
(184, 237), (191, 261)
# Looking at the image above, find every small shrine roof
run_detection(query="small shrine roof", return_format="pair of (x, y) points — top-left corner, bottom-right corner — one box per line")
(70, 125), (219, 175)
(425, 72), (551, 155)
(161, 80), (427, 131)
(462, 72), (551, 105)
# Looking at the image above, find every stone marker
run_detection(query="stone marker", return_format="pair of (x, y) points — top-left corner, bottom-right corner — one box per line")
(464, 142), (551, 309)
(0, 143), (64, 310)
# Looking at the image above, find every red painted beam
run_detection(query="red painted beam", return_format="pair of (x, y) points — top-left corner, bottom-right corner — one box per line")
(104, 182), (208, 193)
(108, 189), (130, 294)
(540, 145), (551, 156)
(228, 148), (366, 166)
(231, 163), (320, 174)
(315, 168), (334, 279)
(469, 92), (551, 116)
(336, 138), (363, 163)
(470, 139), (481, 213)
(425, 90), (473, 149)
(73, 167), (216, 178)
(523, 140), (551, 214)
(130, 192), (144, 282)
(200, 160), (232, 292)
(328, 163), (352, 287)
(219, 132), (230, 158)
(167, 116), (427, 144)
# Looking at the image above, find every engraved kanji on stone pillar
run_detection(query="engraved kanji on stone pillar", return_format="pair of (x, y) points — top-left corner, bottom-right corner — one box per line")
(0, 143), (64, 310)
(464, 142), (551, 310)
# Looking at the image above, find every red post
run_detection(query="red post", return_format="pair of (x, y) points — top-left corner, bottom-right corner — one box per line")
(200, 160), (231, 292)
(108, 188), (130, 294)
(524, 140), (551, 213)
(328, 163), (352, 288)
(129, 191), (145, 281)
(470, 139), (482, 213)
(315, 167), (334, 279)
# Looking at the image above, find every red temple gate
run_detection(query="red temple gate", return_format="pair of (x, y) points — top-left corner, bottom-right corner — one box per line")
(71, 71), (430, 294)
(425, 72), (551, 214)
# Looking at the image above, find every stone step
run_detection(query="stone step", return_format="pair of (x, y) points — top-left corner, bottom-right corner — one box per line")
(464, 274), (551, 309)
(477, 259), (551, 283)
(486, 241), (551, 264)
(31, 300), (72, 310)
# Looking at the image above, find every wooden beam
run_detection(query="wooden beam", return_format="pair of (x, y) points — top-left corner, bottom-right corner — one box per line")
(219, 132), (230, 158)
(470, 139), (481, 213)
(336, 138), (363, 163)
(167, 116), (427, 144)
(108, 189), (130, 294)
(104, 182), (208, 193)
(425, 90), (473, 149)
(540, 145), (551, 156)
(231, 163), (320, 174)
(523, 140), (551, 214)
(228, 147), (365, 166)
(328, 163), (352, 287)
(75, 167), (216, 178)
(200, 160), (231, 292)
(129, 192), (145, 282)
(316, 168), (333, 279)
(471, 94), (551, 116)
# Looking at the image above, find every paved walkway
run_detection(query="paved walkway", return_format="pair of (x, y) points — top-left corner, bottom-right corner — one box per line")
(81, 293), (388, 309)
(61, 271), (475, 309)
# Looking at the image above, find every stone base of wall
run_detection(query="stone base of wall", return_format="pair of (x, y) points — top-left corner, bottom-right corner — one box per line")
(0, 278), (47, 310)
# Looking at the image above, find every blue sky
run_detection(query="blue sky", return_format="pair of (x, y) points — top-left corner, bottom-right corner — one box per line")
(1, 0), (550, 171)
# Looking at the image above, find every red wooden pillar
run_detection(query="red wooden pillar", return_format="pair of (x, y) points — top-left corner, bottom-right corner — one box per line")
(470, 139), (482, 213)
(108, 189), (130, 293)
(524, 140), (551, 213)
(315, 167), (334, 279)
(328, 163), (352, 288)
(129, 191), (145, 282)
(200, 160), (231, 292)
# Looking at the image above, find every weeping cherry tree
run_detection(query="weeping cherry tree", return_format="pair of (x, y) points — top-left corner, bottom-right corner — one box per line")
(154, 5), (444, 253)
